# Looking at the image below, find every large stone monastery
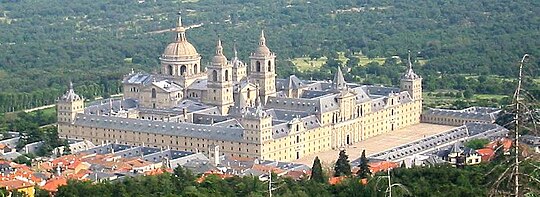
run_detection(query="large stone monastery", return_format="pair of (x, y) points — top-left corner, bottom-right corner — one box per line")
(57, 17), (423, 162)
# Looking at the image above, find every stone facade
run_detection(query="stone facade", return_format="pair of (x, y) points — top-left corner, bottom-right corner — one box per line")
(57, 17), (423, 162)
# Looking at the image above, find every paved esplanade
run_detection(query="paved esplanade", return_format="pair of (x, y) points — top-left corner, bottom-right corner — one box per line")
(293, 123), (456, 166)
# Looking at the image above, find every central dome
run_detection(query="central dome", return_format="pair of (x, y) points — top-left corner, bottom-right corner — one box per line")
(162, 41), (199, 59)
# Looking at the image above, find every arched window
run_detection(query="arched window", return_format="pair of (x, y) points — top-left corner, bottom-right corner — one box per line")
(193, 64), (198, 74)
(256, 61), (261, 72)
(168, 65), (174, 75)
(225, 70), (229, 81)
(180, 65), (187, 76)
(247, 89), (251, 99)
(212, 70), (218, 82)
(151, 88), (156, 98)
(268, 60), (272, 72)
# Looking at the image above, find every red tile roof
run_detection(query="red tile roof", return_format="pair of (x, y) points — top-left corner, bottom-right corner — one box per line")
(369, 161), (399, 174)
(0, 180), (33, 190)
(42, 177), (67, 192)
(476, 148), (495, 162)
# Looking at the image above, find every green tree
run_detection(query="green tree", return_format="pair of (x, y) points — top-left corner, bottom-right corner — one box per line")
(310, 156), (326, 183)
(464, 139), (489, 150)
(356, 150), (371, 178)
(463, 89), (474, 99)
(13, 155), (31, 166)
(334, 150), (351, 177)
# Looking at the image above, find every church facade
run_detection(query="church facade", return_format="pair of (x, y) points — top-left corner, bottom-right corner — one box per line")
(57, 17), (423, 162)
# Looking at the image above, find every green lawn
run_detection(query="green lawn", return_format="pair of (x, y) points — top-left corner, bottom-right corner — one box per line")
(291, 52), (387, 72)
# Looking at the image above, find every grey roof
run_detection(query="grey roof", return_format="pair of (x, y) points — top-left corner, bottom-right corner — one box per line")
(60, 82), (82, 101)
(300, 90), (329, 99)
(152, 80), (183, 92)
(281, 75), (304, 90)
(423, 107), (499, 122)
(123, 73), (153, 85)
(74, 113), (247, 142)
(266, 109), (310, 121)
(85, 98), (138, 115)
(187, 79), (208, 90)
(522, 135), (540, 146)
(183, 159), (218, 174)
(332, 67), (347, 90)
(364, 85), (401, 96)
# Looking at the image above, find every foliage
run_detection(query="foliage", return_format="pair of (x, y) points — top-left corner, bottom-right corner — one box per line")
(0, 0), (539, 112)
(334, 150), (351, 177)
(12, 155), (30, 166)
(464, 139), (489, 150)
(356, 150), (371, 179)
(50, 161), (540, 197)
(310, 156), (326, 183)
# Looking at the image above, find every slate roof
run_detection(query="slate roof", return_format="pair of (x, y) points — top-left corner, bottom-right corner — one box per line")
(423, 107), (500, 122)
(152, 80), (183, 92)
(74, 114), (247, 142)
(123, 73), (153, 85)
(187, 79), (208, 90)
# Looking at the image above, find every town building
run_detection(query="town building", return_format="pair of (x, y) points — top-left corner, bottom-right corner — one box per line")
(57, 16), (423, 162)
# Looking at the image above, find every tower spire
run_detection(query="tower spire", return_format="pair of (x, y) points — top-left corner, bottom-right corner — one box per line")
(233, 41), (238, 59)
(407, 50), (413, 71)
(177, 15), (182, 27)
(216, 38), (223, 56)
(259, 30), (266, 46)
(332, 66), (347, 90)
(69, 81), (74, 91)
(402, 50), (419, 79)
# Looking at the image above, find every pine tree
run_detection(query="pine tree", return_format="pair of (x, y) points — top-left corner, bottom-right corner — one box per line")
(356, 150), (371, 178)
(334, 150), (351, 177)
(310, 156), (326, 183)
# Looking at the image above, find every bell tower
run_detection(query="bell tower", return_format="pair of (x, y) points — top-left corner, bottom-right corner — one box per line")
(400, 50), (423, 101)
(249, 30), (276, 103)
(57, 82), (84, 124)
(206, 39), (234, 114)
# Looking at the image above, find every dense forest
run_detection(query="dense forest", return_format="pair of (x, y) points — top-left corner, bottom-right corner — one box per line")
(40, 154), (539, 197)
(0, 0), (539, 112)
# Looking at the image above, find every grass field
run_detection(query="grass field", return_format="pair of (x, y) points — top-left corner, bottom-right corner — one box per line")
(423, 91), (509, 109)
(291, 52), (387, 72)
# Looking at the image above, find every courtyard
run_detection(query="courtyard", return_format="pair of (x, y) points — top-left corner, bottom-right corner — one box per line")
(293, 123), (457, 166)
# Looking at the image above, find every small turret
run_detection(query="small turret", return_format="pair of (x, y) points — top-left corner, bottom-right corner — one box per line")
(332, 66), (347, 90)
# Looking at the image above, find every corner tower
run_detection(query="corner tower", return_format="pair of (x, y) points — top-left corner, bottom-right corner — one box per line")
(206, 39), (234, 114)
(57, 82), (84, 124)
(159, 16), (202, 88)
(249, 30), (276, 103)
(400, 50), (423, 101)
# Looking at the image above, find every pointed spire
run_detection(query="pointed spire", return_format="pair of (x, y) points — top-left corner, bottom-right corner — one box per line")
(61, 81), (81, 101)
(69, 81), (74, 91)
(177, 15), (183, 27)
(407, 49), (413, 71)
(233, 41), (238, 59)
(402, 50), (419, 79)
(332, 66), (347, 90)
(259, 30), (266, 46)
(215, 38), (223, 56)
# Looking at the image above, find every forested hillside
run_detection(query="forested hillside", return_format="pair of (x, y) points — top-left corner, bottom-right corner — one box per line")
(0, 0), (539, 112)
